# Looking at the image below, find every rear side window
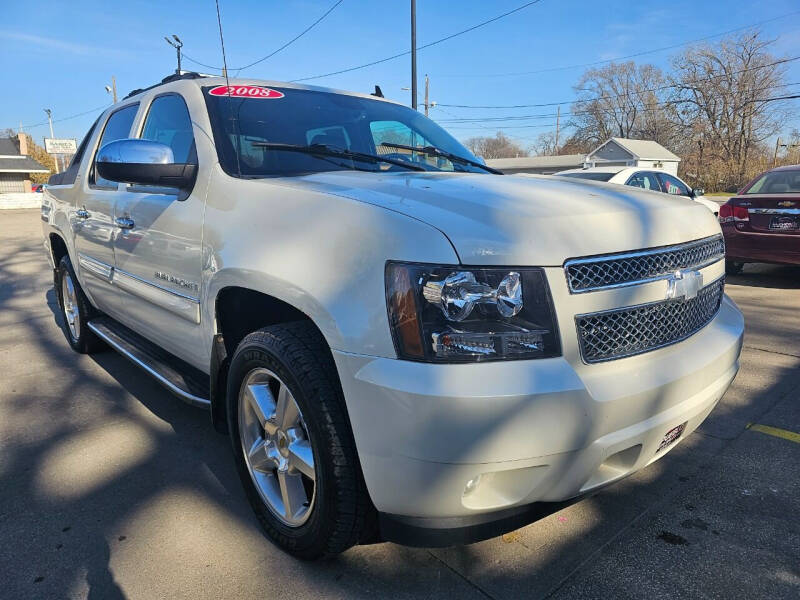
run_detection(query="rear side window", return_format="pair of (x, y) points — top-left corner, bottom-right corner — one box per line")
(140, 94), (196, 164)
(90, 104), (139, 188)
(657, 173), (690, 196)
(626, 171), (661, 191)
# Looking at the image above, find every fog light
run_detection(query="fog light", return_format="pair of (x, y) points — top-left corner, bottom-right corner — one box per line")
(432, 329), (544, 358)
(463, 474), (482, 497)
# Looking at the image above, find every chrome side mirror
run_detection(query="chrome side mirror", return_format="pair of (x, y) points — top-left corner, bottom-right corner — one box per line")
(692, 188), (705, 197)
(96, 139), (196, 189)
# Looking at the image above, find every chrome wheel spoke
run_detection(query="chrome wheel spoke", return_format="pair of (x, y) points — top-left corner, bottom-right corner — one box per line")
(288, 436), (315, 480)
(276, 384), (299, 429)
(245, 383), (278, 435)
(277, 469), (308, 521)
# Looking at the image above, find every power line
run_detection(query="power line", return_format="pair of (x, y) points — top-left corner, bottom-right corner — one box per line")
(290, 0), (545, 82)
(3, 103), (111, 134)
(183, 0), (346, 73)
(435, 91), (800, 134)
(437, 81), (800, 124)
(434, 9), (800, 79)
(437, 56), (800, 109)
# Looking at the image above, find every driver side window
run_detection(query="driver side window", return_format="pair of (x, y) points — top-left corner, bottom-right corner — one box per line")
(658, 173), (690, 196)
(140, 94), (196, 164)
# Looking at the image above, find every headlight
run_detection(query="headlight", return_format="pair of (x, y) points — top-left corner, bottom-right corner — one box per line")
(385, 262), (561, 362)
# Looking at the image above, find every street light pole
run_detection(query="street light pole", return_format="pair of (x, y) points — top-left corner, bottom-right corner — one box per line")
(410, 0), (417, 110)
(43, 108), (60, 173)
(105, 76), (118, 103)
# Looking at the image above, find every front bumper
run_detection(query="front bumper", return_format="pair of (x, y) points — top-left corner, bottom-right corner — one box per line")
(333, 295), (743, 537)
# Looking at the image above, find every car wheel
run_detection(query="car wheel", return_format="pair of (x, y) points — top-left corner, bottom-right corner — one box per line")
(725, 260), (744, 276)
(56, 255), (104, 354)
(226, 321), (374, 559)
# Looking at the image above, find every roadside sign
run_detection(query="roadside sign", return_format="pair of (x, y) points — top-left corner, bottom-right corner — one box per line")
(44, 138), (77, 154)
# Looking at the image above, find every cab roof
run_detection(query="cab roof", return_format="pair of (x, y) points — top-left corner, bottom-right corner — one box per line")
(123, 71), (399, 106)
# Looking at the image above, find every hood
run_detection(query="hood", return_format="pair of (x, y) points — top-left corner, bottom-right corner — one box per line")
(265, 171), (721, 266)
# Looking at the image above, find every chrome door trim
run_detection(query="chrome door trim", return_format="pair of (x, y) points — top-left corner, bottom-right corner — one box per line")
(112, 268), (200, 324)
(749, 207), (800, 215)
(76, 254), (200, 323)
(78, 253), (113, 283)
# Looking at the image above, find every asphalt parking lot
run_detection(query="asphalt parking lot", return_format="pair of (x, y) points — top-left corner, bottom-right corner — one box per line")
(1, 209), (798, 599)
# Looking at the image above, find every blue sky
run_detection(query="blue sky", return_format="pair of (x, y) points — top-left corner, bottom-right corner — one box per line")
(1, 0), (798, 148)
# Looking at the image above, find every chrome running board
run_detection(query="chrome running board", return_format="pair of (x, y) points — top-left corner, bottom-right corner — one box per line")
(87, 316), (211, 409)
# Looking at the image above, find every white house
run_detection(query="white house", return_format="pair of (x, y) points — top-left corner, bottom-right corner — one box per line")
(485, 137), (681, 176)
(585, 138), (681, 176)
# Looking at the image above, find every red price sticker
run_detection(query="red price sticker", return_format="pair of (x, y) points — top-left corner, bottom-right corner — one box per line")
(208, 85), (284, 99)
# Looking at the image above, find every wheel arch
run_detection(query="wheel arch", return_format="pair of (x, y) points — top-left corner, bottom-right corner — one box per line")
(209, 283), (340, 434)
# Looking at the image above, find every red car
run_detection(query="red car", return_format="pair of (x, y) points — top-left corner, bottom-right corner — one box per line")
(719, 165), (800, 274)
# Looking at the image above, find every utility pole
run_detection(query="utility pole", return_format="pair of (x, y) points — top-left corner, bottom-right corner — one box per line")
(424, 74), (429, 117)
(410, 0), (417, 110)
(554, 106), (561, 151)
(773, 137), (782, 167)
(165, 35), (183, 74)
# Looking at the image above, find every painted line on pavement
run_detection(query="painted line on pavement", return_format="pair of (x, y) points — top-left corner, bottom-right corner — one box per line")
(746, 423), (800, 444)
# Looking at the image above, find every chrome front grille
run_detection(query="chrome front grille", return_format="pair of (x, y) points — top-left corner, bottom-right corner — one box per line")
(565, 235), (725, 293)
(576, 277), (725, 364)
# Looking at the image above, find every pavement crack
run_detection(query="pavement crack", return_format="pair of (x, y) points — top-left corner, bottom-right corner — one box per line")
(426, 550), (498, 600)
(743, 345), (800, 359)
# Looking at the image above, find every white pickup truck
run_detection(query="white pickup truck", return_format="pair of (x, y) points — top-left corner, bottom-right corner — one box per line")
(42, 73), (744, 559)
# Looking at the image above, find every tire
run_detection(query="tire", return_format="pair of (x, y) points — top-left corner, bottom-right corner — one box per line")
(55, 255), (104, 354)
(725, 260), (744, 276)
(226, 321), (374, 559)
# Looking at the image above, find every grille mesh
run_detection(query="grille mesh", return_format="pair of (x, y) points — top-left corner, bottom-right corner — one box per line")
(565, 236), (724, 293)
(576, 278), (725, 363)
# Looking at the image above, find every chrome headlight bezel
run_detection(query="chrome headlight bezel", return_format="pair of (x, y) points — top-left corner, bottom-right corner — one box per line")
(385, 262), (562, 363)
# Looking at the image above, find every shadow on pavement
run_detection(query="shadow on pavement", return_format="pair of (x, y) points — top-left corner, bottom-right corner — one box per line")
(1, 210), (798, 599)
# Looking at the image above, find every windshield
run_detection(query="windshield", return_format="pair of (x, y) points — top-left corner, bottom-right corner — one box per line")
(743, 170), (800, 194)
(203, 85), (487, 177)
(556, 172), (616, 182)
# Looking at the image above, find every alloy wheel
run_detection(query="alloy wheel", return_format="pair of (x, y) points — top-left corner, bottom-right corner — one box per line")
(238, 368), (317, 527)
(61, 271), (81, 341)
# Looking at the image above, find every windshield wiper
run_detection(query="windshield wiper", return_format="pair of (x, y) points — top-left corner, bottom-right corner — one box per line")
(250, 142), (426, 172)
(378, 142), (503, 174)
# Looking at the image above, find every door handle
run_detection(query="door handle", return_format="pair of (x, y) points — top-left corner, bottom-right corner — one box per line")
(76, 208), (90, 219)
(115, 216), (135, 230)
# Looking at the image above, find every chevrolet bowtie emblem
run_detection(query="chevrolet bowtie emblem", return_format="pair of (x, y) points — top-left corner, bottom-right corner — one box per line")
(778, 200), (796, 208)
(666, 269), (703, 301)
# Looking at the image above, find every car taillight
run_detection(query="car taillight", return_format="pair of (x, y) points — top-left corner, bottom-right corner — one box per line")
(719, 203), (748, 223)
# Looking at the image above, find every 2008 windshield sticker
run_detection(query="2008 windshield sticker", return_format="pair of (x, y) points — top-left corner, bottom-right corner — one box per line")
(208, 85), (284, 99)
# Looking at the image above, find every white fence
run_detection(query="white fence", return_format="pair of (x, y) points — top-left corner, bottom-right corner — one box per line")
(0, 193), (41, 210)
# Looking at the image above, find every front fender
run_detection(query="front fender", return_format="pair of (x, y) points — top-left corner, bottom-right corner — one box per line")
(201, 170), (460, 358)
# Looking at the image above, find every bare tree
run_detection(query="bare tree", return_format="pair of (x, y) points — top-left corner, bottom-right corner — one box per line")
(532, 131), (560, 156)
(464, 132), (529, 159)
(670, 30), (788, 188)
(569, 61), (678, 148)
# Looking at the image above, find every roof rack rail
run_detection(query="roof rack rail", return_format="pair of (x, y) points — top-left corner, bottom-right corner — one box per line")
(123, 71), (208, 100)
